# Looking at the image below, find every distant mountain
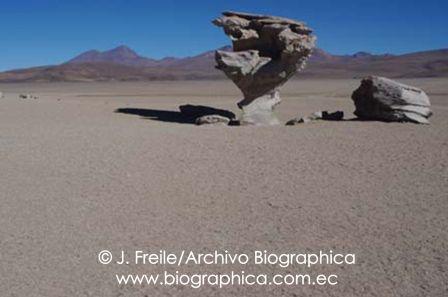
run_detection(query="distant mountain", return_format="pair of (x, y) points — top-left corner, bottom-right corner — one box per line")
(308, 48), (337, 62)
(67, 45), (160, 67)
(300, 48), (448, 78)
(352, 51), (375, 58)
(0, 46), (447, 82)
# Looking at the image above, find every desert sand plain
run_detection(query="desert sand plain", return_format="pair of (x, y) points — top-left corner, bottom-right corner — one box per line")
(0, 78), (447, 296)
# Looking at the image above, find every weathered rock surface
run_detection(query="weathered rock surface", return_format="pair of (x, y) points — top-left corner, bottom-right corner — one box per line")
(195, 115), (231, 126)
(352, 76), (432, 124)
(239, 90), (281, 125)
(286, 111), (344, 125)
(213, 11), (316, 125)
(0, 92), (3, 99)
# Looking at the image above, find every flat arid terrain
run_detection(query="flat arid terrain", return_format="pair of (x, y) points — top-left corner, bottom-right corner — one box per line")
(0, 79), (447, 296)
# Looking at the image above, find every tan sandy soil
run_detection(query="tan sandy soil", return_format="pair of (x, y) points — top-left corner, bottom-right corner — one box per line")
(0, 79), (447, 296)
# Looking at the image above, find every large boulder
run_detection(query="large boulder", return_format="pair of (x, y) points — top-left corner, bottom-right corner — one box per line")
(352, 76), (432, 124)
(213, 11), (316, 125)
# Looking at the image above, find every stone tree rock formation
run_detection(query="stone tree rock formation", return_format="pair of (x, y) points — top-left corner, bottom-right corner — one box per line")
(213, 11), (316, 125)
(352, 76), (432, 124)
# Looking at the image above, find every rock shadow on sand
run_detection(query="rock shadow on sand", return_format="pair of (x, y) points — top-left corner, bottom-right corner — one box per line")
(115, 105), (236, 125)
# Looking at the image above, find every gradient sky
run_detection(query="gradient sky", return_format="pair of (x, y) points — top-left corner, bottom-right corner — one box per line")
(0, 0), (447, 71)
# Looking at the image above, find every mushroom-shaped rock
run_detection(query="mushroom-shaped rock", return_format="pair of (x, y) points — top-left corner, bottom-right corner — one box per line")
(213, 11), (316, 125)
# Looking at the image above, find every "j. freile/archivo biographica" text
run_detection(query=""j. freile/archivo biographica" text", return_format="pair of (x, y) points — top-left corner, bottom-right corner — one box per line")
(105, 250), (356, 268)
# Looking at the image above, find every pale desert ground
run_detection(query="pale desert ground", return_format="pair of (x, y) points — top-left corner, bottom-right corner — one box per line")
(0, 79), (447, 297)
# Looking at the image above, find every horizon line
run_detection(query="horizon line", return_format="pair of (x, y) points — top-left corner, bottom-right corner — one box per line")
(1, 45), (447, 73)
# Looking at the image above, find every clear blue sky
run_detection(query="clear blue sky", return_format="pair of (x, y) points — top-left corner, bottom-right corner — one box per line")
(1, 0), (447, 71)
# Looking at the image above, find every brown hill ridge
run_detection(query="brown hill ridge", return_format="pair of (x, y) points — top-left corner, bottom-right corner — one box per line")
(0, 46), (447, 82)
(67, 45), (158, 67)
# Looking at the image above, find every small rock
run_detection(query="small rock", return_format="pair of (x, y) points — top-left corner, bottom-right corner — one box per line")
(286, 110), (344, 125)
(309, 111), (323, 120)
(0, 92), (3, 98)
(286, 117), (311, 125)
(19, 94), (38, 99)
(285, 119), (297, 126)
(228, 120), (241, 126)
(351, 76), (432, 124)
(322, 111), (344, 121)
(195, 115), (230, 125)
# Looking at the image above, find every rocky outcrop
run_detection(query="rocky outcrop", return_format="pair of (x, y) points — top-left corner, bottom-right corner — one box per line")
(286, 111), (344, 125)
(213, 11), (316, 125)
(352, 76), (432, 124)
